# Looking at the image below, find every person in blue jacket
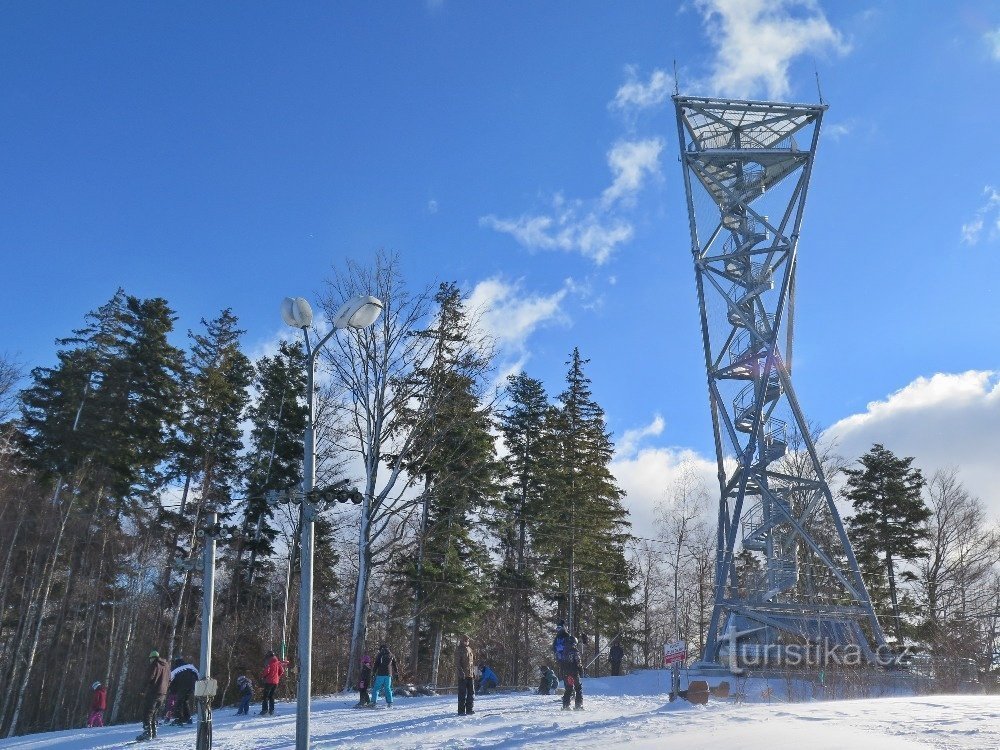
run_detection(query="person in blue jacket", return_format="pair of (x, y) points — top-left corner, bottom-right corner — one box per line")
(478, 664), (499, 693)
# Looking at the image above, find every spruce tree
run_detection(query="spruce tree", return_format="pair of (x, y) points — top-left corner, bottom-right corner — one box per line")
(231, 340), (308, 598)
(159, 309), (252, 657)
(844, 443), (929, 643)
(396, 282), (497, 681)
(496, 372), (550, 684)
(537, 349), (635, 648)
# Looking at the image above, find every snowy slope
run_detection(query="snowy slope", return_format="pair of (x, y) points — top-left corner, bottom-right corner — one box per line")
(2, 671), (996, 749)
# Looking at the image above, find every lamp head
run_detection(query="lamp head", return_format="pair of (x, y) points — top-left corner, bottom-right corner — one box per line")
(333, 295), (384, 330)
(281, 297), (314, 328)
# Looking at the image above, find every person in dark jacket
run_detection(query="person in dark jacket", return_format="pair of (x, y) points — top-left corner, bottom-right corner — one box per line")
(260, 650), (286, 715)
(371, 643), (398, 707)
(169, 657), (199, 725)
(87, 681), (106, 727)
(552, 621), (570, 679)
(137, 650), (170, 741)
(236, 675), (253, 715)
(537, 665), (558, 695)
(561, 637), (583, 711)
(357, 654), (373, 707)
(609, 642), (625, 676)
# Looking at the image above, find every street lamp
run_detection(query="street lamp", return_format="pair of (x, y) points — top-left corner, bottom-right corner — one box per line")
(281, 294), (382, 750)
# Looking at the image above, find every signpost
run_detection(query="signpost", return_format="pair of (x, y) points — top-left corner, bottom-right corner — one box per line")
(663, 640), (687, 700)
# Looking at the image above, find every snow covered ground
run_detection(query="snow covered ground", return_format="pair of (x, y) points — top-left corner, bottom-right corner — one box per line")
(2, 671), (997, 750)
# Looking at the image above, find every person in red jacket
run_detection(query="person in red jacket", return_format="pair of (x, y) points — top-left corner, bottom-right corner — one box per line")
(260, 650), (285, 716)
(87, 681), (106, 727)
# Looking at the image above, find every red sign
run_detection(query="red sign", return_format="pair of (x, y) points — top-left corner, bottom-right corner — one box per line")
(663, 640), (688, 666)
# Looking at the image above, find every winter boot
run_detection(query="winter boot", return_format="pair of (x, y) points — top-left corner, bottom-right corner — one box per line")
(135, 731), (152, 742)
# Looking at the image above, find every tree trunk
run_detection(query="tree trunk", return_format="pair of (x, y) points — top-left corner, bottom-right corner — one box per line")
(5, 491), (78, 737)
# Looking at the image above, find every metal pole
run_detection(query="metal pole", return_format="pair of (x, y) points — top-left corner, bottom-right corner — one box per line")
(197, 510), (217, 750)
(296, 331), (321, 750)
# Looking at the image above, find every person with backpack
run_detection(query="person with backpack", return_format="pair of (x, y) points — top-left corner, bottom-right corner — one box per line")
(609, 641), (625, 676)
(357, 654), (372, 707)
(168, 657), (199, 725)
(235, 675), (253, 715)
(371, 643), (398, 708)
(537, 665), (558, 695)
(136, 649), (170, 742)
(260, 650), (285, 715)
(455, 634), (475, 716)
(561, 636), (584, 711)
(87, 681), (106, 727)
(552, 621), (570, 679)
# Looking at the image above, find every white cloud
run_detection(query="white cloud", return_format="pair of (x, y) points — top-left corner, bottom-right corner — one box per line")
(826, 371), (1000, 518)
(481, 208), (634, 265)
(602, 138), (665, 207)
(695, 0), (849, 99)
(987, 27), (1000, 61)
(617, 414), (666, 458)
(427, 199), (439, 214)
(482, 137), (662, 264)
(612, 444), (719, 541)
(610, 66), (673, 111)
(960, 186), (1000, 245)
(466, 276), (570, 377)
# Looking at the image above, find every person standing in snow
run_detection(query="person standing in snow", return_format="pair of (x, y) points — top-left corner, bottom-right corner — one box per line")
(357, 654), (373, 707)
(169, 657), (199, 725)
(87, 681), (106, 727)
(260, 650), (285, 715)
(561, 636), (584, 711)
(136, 649), (170, 741)
(477, 664), (499, 694)
(235, 675), (253, 715)
(609, 641), (625, 676)
(552, 621), (570, 679)
(455, 634), (475, 716)
(371, 643), (398, 707)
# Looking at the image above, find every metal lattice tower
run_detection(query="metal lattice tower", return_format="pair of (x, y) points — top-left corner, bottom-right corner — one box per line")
(673, 95), (887, 667)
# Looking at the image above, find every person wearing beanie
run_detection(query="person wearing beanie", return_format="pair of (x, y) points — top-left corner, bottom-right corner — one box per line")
(136, 650), (170, 741)
(356, 654), (373, 707)
(235, 675), (254, 715)
(87, 681), (106, 727)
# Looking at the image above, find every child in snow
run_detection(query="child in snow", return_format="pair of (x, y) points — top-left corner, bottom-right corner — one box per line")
(478, 664), (499, 694)
(87, 681), (106, 727)
(537, 666), (558, 695)
(357, 655), (372, 707)
(561, 636), (583, 711)
(236, 675), (253, 715)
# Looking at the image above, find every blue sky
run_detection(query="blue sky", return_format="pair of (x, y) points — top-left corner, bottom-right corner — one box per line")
(3, 1), (999, 530)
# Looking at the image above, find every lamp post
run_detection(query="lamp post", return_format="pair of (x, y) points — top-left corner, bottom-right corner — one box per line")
(280, 294), (383, 750)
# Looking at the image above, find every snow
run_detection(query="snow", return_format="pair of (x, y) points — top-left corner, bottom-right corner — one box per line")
(3, 671), (997, 749)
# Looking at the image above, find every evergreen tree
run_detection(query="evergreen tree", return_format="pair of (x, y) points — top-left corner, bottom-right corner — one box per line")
(232, 340), (308, 597)
(21, 290), (184, 509)
(844, 443), (930, 643)
(495, 372), (551, 684)
(396, 282), (498, 682)
(159, 309), (252, 656)
(536, 349), (635, 648)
